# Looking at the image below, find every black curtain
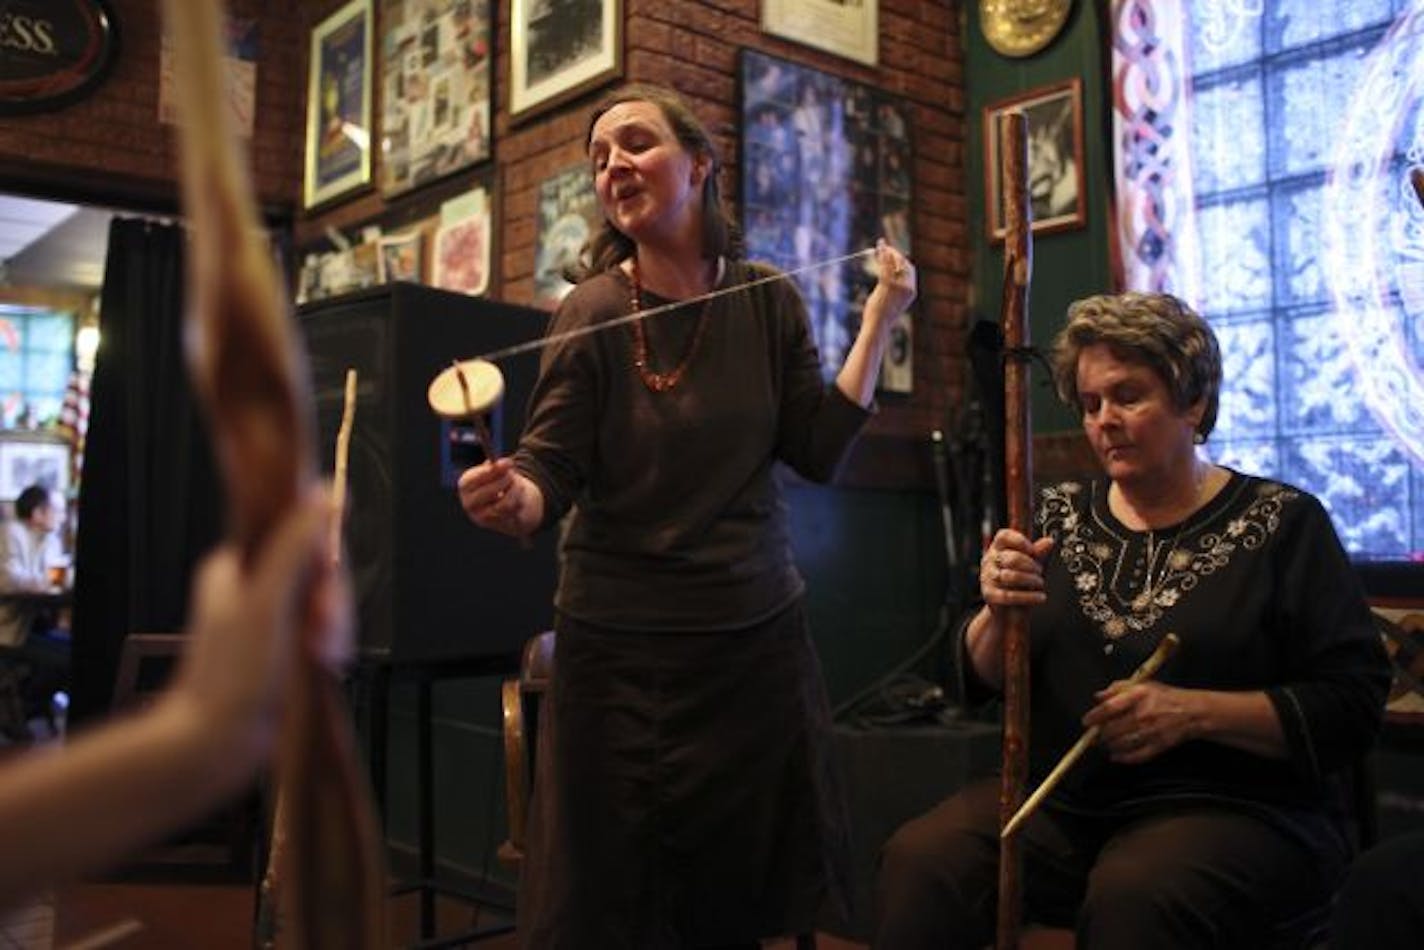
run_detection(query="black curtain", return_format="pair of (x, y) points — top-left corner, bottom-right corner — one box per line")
(69, 218), (223, 727)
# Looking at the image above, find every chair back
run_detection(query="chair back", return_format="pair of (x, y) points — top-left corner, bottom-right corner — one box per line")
(499, 631), (555, 866)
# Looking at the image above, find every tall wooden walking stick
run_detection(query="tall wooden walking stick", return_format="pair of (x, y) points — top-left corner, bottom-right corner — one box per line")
(995, 108), (1034, 950)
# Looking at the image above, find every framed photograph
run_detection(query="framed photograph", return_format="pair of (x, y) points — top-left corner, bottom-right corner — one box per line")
(533, 164), (600, 309)
(378, 0), (492, 198)
(0, 433), (70, 503)
(983, 77), (1085, 242)
(739, 49), (914, 391)
(378, 231), (425, 283)
(304, 0), (374, 209)
(509, 0), (622, 122)
(761, 0), (878, 66)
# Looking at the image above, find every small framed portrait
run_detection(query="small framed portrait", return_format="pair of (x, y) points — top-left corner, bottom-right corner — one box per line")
(508, 0), (622, 122)
(378, 0), (492, 199)
(983, 77), (1086, 242)
(304, 0), (374, 209)
(378, 231), (424, 283)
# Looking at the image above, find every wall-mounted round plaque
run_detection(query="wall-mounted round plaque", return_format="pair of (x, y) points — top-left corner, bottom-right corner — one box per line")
(980, 0), (1073, 59)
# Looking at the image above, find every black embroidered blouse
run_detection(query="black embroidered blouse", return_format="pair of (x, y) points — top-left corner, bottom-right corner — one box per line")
(968, 469), (1391, 853)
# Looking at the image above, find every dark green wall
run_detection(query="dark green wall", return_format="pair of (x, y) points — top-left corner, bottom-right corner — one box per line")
(965, 0), (1112, 433)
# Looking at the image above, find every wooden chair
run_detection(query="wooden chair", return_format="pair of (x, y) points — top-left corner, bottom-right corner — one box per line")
(112, 633), (185, 708)
(110, 632), (259, 880)
(497, 631), (818, 948)
(498, 630), (555, 868)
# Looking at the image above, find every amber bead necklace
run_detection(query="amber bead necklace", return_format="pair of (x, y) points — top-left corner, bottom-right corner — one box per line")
(627, 256), (722, 393)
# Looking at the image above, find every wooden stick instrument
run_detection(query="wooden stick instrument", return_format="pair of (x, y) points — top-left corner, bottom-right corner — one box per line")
(256, 367), (359, 946)
(1001, 632), (1182, 840)
(994, 108), (1034, 950)
(162, 1), (386, 946)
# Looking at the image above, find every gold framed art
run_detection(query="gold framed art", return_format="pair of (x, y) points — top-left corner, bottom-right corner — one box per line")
(304, 0), (374, 209)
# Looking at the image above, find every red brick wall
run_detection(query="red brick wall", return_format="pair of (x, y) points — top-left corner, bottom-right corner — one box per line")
(479, 0), (971, 484)
(0, 0), (307, 209)
(2, 0), (970, 487)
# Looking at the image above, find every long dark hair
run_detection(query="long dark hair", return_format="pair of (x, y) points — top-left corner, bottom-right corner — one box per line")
(571, 83), (744, 281)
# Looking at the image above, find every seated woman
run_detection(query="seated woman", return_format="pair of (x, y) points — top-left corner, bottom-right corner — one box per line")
(875, 292), (1391, 948)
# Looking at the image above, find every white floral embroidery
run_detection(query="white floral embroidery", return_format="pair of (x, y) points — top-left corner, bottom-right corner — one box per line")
(1040, 479), (1299, 642)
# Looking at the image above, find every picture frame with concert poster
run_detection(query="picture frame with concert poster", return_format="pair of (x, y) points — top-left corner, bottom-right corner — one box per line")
(304, 0), (374, 209)
(739, 48), (914, 392)
(508, 0), (622, 122)
(532, 164), (600, 309)
(378, 0), (493, 198)
(983, 77), (1086, 241)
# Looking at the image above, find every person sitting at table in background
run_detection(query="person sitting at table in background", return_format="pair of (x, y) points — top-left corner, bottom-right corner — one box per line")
(0, 484), (70, 736)
(874, 292), (1391, 948)
(0, 489), (347, 905)
(459, 83), (916, 948)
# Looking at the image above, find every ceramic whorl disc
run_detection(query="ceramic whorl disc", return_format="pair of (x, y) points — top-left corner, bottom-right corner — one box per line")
(427, 359), (505, 418)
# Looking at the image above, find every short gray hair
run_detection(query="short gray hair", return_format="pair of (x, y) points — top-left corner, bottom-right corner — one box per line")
(1049, 292), (1222, 439)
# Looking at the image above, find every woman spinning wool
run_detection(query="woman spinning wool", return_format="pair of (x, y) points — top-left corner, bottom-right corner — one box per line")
(875, 292), (1390, 948)
(458, 83), (916, 947)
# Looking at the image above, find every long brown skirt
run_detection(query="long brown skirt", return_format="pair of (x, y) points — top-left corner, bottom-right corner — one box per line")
(516, 599), (851, 949)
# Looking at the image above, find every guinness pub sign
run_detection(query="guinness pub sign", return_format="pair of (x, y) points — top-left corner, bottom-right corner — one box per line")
(0, 0), (118, 114)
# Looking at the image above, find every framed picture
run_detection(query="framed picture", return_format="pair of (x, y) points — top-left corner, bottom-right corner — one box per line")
(0, 433), (70, 503)
(532, 164), (600, 309)
(378, 0), (492, 198)
(509, 0), (622, 122)
(304, 0), (374, 209)
(761, 0), (878, 66)
(983, 77), (1085, 241)
(433, 188), (492, 296)
(739, 49), (914, 391)
(378, 231), (425, 283)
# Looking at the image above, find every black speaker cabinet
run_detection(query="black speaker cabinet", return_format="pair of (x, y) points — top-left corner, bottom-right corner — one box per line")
(297, 283), (557, 664)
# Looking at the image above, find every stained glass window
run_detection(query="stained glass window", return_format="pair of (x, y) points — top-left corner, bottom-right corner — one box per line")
(0, 306), (76, 429)
(1184, 0), (1424, 560)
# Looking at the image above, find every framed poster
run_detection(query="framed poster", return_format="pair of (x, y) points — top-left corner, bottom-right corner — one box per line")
(983, 77), (1086, 241)
(304, 0), (374, 209)
(0, 433), (70, 503)
(740, 49), (914, 391)
(532, 164), (600, 309)
(509, 0), (622, 122)
(761, 0), (878, 66)
(378, 0), (492, 198)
